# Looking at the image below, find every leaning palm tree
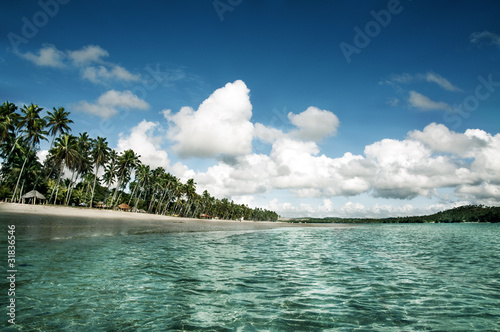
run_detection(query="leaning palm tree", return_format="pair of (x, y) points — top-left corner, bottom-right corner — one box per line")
(89, 136), (110, 208)
(44, 107), (73, 151)
(11, 104), (47, 202)
(48, 133), (80, 204)
(110, 149), (140, 207)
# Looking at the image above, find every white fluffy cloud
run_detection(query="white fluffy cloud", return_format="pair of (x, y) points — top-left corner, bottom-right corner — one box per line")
(164, 80), (254, 158)
(179, 119), (499, 213)
(116, 120), (170, 169)
(408, 91), (452, 111)
(408, 123), (487, 157)
(288, 106), (339, 141)
(106, 80), (498, 218)
(74, 90), (149, 118)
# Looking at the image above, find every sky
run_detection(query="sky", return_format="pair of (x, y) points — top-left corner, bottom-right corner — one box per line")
(1, 0), (500, 218)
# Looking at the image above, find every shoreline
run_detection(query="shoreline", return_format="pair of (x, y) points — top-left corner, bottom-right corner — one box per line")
(0, 203), (349, 240)
(0, 202), (291, 224)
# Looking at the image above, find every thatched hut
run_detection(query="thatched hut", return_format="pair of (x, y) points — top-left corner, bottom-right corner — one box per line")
(22, 190), (46, 205)
(118, 203), (131, 211)
(95, 201), (107, 209)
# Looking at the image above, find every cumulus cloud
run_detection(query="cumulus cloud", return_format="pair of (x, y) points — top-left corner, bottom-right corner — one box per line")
(74, 90), (149, 118)
(288, 106), (339, 141)
(408, 91), (452, 111)
(165, 80), (254, 158)
(364, 138), (470, 199)
(105, 80), (497, 217)
(254, 123), (286, 144)
(408, 122), (488, 157)
(116, 120), (170, 169)
(183, 119), (500, 214)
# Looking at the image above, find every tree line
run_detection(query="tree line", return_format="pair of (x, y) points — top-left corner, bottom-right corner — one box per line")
(0, 101), (279, 221)
(291, 205), (500, 223)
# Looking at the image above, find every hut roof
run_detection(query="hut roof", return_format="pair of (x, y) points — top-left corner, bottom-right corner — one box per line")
(118, 203), (131, 210)
(22, 190), (46, 199)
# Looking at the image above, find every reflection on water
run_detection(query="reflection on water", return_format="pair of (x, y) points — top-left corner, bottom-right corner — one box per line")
(2, 222), (500, 331)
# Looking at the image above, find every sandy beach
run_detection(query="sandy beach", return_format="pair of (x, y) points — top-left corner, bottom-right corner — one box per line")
(0, 203), (347, 240)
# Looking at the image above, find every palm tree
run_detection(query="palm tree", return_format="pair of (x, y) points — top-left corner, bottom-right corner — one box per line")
(89, 136), (110, 208)
(102, 150), (118, 204)
(110, 149), (140, 207)
(11, 104), (47, 202)
(48, 133), (80, 204)
(161, 174), (180, 215)
(65, 132), (92, 205)
(182, 178), (197, 217)
(0, 101), (19, 144)
(132, 163), (151, 210)
(44, 107), (73, 151)
(0, 102), (20, 186)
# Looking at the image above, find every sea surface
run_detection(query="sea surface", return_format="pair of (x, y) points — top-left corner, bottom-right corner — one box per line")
(2, 221), (499, 331)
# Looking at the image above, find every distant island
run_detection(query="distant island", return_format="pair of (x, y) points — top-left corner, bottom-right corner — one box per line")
(289, 205), (500, 223)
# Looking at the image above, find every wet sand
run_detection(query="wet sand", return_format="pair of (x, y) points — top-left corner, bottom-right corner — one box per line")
(0, 203), (348, 240)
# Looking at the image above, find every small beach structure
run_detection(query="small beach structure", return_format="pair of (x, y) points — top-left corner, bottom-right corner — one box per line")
(95, 201), (107, 209)
(21, 190), (46, 205)
(118, 203), (131, 211)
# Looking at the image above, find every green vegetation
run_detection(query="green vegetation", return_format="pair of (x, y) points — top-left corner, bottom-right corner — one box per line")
(291, 205), (500, 223)
(0, 101), (279, 221)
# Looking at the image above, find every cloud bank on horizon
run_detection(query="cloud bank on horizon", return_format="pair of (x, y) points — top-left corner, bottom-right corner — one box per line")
(111, 79), (500, 218)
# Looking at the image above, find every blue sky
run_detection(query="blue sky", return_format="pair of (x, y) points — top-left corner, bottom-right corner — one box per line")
(2, 0), (500, 218)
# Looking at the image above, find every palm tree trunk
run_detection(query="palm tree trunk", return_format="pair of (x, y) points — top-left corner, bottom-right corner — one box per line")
(110, 177), (123, 207)
(18, 180), (25, 203)
(128, 181), (139, 206)
(147, 189), (157, 213)
(134, 189), (143, 210)
(65, 169), (76, 205)
(11, 147), (31, 202)
(52, 162), (65, 204)
(90, 164), (99, 209)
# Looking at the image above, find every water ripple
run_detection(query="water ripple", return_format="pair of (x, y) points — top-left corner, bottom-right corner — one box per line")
(5, 224), (500, 331)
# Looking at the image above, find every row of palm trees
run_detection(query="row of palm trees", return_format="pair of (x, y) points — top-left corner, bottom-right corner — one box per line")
(0, 101), (279, 221)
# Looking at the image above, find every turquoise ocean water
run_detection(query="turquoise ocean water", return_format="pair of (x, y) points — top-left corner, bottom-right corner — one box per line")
(2, 221), (499, 331)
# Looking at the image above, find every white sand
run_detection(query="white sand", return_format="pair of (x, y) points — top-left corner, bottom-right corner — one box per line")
(0, 203), (348, 240)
